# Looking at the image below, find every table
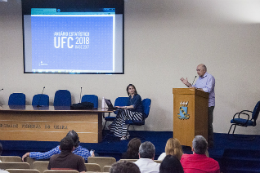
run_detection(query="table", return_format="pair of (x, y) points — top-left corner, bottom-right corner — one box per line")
(0, 105), (112, 143)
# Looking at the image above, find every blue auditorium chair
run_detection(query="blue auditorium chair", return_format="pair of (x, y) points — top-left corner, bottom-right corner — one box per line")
(8, 93), (26, 105)
(32, 94), (49, 106)
(53, 90), (71, 106)
(103, 97), (129, 129)
(228, 101), (260, 136)
(81, 95), (98, 109)
(125, 98), (151, 131)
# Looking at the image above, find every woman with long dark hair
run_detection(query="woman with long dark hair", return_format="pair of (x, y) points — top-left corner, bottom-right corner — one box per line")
(160, 155), (184, 173)
(110, 84), (143, 140)
(122, 138), (141, 159)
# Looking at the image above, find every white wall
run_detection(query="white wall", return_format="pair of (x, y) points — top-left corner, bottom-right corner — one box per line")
(1, 0), (260, 134)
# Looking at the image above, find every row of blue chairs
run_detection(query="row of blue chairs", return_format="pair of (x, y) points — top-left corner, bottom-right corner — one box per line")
(8, 90), (98, 108)
(8, 90), (152, 130)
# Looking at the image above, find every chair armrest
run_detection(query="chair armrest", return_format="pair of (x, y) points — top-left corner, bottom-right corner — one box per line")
(240, 110), (253, 114)
(103, 112), (111, 118)
(233, 111), (250, 125)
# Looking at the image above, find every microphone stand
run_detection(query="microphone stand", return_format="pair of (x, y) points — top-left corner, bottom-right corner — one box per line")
(191, 76), (197, 86)
(37, 87), (45, 107)
(79, 87), (82, 103)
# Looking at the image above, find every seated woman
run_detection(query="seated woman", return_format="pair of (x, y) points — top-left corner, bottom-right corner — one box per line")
(158, 138), (183, 161)
(122, 138), (141, 159)
(110, 84), (143, 140)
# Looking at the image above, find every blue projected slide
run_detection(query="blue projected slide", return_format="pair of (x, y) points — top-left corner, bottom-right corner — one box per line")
(31, 15), (114, 72)
(23, 7), (123, 74)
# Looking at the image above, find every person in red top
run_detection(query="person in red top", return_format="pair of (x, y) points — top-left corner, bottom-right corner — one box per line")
(180, 135), (220, 173)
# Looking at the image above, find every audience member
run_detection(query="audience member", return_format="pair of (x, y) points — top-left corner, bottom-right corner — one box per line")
(48, 136), (86, 173)
(135, 141), (160, 173)
(22, 130), (94, 162)
(159, 155), (184, 173)
(110, 161), (141, 173)
(122, 138), (141, 159)
(0, 143), (9, 173)
(158, 138), (183, 161)
(180, 135), (220, 173)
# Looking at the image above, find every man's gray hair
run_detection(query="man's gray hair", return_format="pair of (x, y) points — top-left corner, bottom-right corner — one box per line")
(192, 135), (208, 154)
(139, 141), (155, 159)
(202, 64), (207, 72)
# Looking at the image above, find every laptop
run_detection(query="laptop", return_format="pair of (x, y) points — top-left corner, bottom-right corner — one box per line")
(105, 99), (118, 111)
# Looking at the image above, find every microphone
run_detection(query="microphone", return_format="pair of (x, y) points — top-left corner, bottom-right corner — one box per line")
(37, 86), (45, 107)
(79, 87), (82, 103)
(191, 76), (197, 86)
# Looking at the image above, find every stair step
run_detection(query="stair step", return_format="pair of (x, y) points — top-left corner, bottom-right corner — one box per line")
(224, 149), (260, 159)
(225, 157), (260, 162)
(226, 167), (260, 173)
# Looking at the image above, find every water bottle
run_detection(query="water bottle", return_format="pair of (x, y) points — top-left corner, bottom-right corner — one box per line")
(102, 97), (105, 109)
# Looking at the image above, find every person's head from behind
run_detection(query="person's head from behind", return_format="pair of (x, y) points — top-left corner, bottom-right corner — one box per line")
(192, 135), (208, 154)
(60, 136), (74, 152)
(110, 161), (140, 173)
(139, 141), (155, 159)
(127, 138), (141, 156)
(159, 155), (184, 173)
(165, 138), (183, 160)
(126, 84), (138, 96)
(66, 130), (80, 147)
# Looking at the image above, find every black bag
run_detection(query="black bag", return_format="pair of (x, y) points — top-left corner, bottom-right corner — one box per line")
(70, 102), (94, 110)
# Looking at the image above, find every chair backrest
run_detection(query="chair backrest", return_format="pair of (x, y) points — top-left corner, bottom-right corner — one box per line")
(25, 157), (36, 169)
(33, 161), (49, 173)
(252, 101), (260, 123)
(103, 165), (111, 172)
(154, 160), (162, 163)
(87, 157), (116, 172)
(0, 162), (30, 169)
(53, 90), (71, 106)
(81, 95), (98, 108)
(43, 171), (79, 173)
(0, 156), (22, 162)
(7, 169), (40, 173)
(32, 94), (49, 106)
(142, 98), (151, 118)
(8, 93), (26, 105)
(114, 97), (129, 107)
(118, 159), (138, 163)
(84, 163), (101, 172)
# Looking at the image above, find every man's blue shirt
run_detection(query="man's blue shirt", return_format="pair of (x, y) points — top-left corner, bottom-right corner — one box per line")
(193, 72), (215, 107)
(29, 145), (91, 161)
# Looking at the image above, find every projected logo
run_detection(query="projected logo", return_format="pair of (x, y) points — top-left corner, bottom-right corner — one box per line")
(178, 101), (190, 120)
(54, 31), (89, 49)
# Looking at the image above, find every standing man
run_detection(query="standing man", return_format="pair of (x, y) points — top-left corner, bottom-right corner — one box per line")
(180, 64), (215, 147)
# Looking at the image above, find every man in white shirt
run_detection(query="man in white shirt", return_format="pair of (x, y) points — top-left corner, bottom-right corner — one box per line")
(135, 141), (160, 173)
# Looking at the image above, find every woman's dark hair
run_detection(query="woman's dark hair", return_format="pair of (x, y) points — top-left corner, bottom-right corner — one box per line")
(110, 161), (140, 173)
(66, 130), (80, 147)
(125, 138), (141, 159)
(159, 155), (184, 173)
(126, 84), (138, 96)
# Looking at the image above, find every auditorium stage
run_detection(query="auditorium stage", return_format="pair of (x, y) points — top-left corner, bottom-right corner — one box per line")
(1, 131), (260, 172)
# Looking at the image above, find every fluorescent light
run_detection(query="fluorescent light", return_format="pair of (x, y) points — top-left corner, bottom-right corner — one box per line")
(0, 0), (8, 2)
